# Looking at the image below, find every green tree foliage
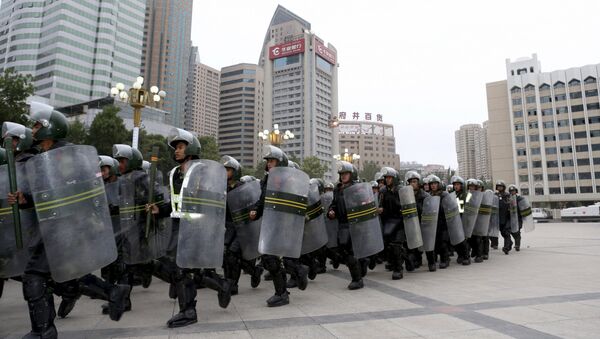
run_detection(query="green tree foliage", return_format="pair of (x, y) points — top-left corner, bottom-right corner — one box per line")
(241, 166), (256, 178)
(254, 160), (266, 180)
(86, 105), (129, 156)
(65, 119), (88, 144)
(0, 69), (34, 126)
(198, 136), (220, 161)
(137, 130), (175, 183)
(301, 156), (328, 179)
(359, 161), (380, 183)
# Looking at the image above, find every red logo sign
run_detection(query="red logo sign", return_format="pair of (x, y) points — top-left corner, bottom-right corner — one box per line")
(315, 39), (336, 65)
(269, 39), (305, 60)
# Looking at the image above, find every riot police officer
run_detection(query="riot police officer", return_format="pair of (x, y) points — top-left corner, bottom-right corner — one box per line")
(495, 181), (513, 255)
(508, 185), (523, 252)
(451, 176), (472, 265)
(427, 175), (451, 269)
(404, 171), (428, 270)
(378, 167), (405, 279)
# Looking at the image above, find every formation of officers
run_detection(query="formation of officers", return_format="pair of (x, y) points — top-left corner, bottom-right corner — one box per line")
(0, 103), (534, 339)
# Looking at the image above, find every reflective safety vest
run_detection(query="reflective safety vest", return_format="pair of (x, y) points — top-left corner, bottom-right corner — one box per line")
(169, 165), (183, 219)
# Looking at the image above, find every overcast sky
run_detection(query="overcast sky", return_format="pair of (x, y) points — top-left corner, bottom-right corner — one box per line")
(191, 0), (600, 168)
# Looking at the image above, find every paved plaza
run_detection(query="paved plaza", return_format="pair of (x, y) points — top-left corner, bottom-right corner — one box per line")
(1, 222), (599, 339)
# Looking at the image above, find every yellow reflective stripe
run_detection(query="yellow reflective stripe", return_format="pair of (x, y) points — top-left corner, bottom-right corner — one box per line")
(182, 200), (225, 209)
(37, 190), (104, 212)
(348, 207), (377, 219)
(265, 198), (307, 210)
(182, 197), (225, 208)
(264, 196), (307, 209)
(306, 205), (322, 216)
(401, 207), (417, 215)
(0, 206), (12, 213)
(35, 186), (104, 207)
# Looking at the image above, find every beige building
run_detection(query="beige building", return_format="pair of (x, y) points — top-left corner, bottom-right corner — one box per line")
(218, 63), (265, 168)
(455, 123), (491, 181)
(259, 5), (339, 179)
(338, 119), (400, 171)
(487, 54), (600, 206)
(185, 48), (220, 138)
(141, 0), (193, 128)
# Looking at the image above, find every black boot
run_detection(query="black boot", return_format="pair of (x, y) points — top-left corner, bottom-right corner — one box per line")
(347, 256), (364, 290)
(425, 251), (436, 272)
(201, 270), (232, 309)
(250, 265), (263, 288)
(267, 269), (289, 307)
(224, 250), (241, 295)
(514, 232), (521, 251)
(167, 276), (197, 328)
(390, 244), (404, 280)
(22, 274), (57, 339)
(0, 279), (3, 298)
(360, 258), (368, 277)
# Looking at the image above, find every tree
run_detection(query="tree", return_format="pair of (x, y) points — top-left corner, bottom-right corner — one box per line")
(137, 130), (175, 182)
(199, 136), (220, 161)
(288, 153), (301, 166)
(254, 160), (266, 180)
(241, 166), (256, 178)
(360, 161), (379, 183)
(65, 119), (88, 144)
(86, 105), (129, 156)
(0, 69), (34, 126)
(301, 156), (328, 179)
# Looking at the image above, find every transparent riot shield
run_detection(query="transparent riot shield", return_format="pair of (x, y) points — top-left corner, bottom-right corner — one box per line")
(473, 190), (494, 237)
(228, 180), (262, 260)
(488, 195), (500, 238)
(442, 193), (465, 245)
(26, 145), (117, 282)
(321, 191), (338, 248)
(301, 182), (328, 254)
(420, 196), (440, 252)
(343, 183), (384, 259)
(398, 186), (423, 249)
(518, 196), (535, 233)
(177, 160), (227, 269)
(462, 191), (483, 238)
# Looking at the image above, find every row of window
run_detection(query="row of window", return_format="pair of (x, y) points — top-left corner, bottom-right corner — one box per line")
(518, 157), (600, 170)
(510, 77), (597, 93)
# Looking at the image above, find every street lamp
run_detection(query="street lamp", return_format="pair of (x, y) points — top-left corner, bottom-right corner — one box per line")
(334, 148), (360, 163)
(258, 123), (295, 146)
(111, 77), (166, 149)
(328, 115), (339, 128)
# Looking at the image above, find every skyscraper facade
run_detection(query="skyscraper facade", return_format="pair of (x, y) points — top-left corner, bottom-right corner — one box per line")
(185, 47), (220, 138)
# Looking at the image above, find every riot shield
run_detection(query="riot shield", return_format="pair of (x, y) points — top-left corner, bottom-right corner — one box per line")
(120, 171), (171, 265)
(462, 190), (482, 238)
(26, 145), (117, 282)
(301, 182), (328, 254)
(518, 197), (534, 233)
(343, 183), (384, 259)
(228, 180), (261, 260)
(442, 193), (465, 245)
(488, 195), (500, 237)
(420, 196), (440, 252)
(473, 190), (494, 237)
(177, 160), (227, 269)
(510, 196), (519, 233)
(258, 167), (309, 258)
(0, 162), (36, 278)
(104, 180), (121, 236)
(321, 191), (338, 248)
(398, 186), (423, 249)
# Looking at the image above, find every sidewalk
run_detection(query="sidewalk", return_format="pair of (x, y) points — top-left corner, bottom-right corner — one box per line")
(1, 222), (599, 339)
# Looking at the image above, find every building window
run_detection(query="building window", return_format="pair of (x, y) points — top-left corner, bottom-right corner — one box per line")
(533, 174), (544, 181)
(577, 158), (590, 166)
(546, 147), (557, 155)
(579, 172), (592, 180)
(541, 108), (553, 116)
(557, 120), (570, 127)
(544, 134), (557, 142)
(515, 135), (525, 143)
(592, 144), (600, 151)
(529, 122), (538, 129)
(518, 161), (528, 169)
(554, 81), (565, 89)
(539, 83), (550, 90)
(555, 106), (568, 114)
(563, 173), (576, 180)
(513, 110), (523, 118)
(547, 160), (559, 168)
(555, 94), (567, 101)
(562, 159), (574, 166)
(543, 121), (554, 129)
(596, 172), (600, 179)
(591, 131), (600, 138)
(584, 76), (596, 84)
(527, 109), (537, 116)
(519, 175), (529, 182)
(570, 92), (582, 100)
(574, 131), (588, 139)
(517, 149), (527, 156)
(548, 174), (560, 181)
(594, 158), (600, 165)
(512, 98), (522, 105)
(560, 146), (573, 153)
(535, 187), (544, 195)
(580, 186), (593, 193)
(564, 187), (576, 194)
(524, 84), (535, 92)
(531, 148), (541, 155)
(572, 118), (586, 126)
(569, 79), (581, 87)
(540, 96), (552, 103)
(585, 89), (598, 97)
(515, 123), (524, 131)
(521, 188), (530, 195)
(589, 117), (600, 124)
(510, 86), (521, 94)
(532, 161), (542, 168)
(549, 188), (561, 194)
(526, 96), (536, 104)
(587, 103), (600, 110)
(530, 134), (539, 142)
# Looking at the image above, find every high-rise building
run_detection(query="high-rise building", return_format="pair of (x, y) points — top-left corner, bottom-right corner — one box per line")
(487, 54), (600, 205)
(338, 119), (400, 171)
(218, 63), (264, 168)
(259, 5), (339, 179)
(185, 47), (220, 138)
(0, 0), (146, 107)
(455, 123), (491, 181)
(141, 0), (193, 128)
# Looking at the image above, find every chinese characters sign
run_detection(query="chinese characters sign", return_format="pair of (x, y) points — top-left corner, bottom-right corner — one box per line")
(338, 112), (383, 122)
(269, 39), (305, 60)
(314, 39), (336, 65)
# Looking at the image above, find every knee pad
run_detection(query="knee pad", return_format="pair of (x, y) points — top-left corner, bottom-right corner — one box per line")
(23, 274), (48, 302)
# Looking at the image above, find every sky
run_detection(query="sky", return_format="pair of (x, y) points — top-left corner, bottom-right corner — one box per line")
(191, 0), (600, 169)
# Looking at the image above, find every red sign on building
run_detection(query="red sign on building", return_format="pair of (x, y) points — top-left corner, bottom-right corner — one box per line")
(269, 39), (305, 60)
(314, 39), (336, 65)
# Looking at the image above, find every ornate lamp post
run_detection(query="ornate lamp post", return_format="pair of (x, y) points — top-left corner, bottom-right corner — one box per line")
(110, 76), (166, 149)
(258, 123), (295, 147)
(334, 148), (360, 163)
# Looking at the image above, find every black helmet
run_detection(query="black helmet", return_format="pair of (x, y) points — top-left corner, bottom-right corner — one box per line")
(0, 148), (6, 165)
(466, 178), (479, 189)
(374, 171), (384, 183)
(221, 155), (242, 181)
(2, 122), (33, 152)
(508, 184), (518, 193)
(324, 182), (334, 190)
(263, 145), (288, 167)
(337, 161), (359, 182)
(288, 160), (300, 169)
(28, 102), (69, 141)
(451, 175), (465, 186)
(405, 170), (421, 184)
(309, 178), (325, 194)
(380, 167), (399, 186)
(370, 180), (379, 189)
(112, 144), (143, 173)
(99, 155), (119, 177)
(167, 128), (201, 159)
(495, 180), (506, 188)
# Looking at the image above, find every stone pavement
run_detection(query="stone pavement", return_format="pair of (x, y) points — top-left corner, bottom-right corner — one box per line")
(1, 222), (600, 339)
